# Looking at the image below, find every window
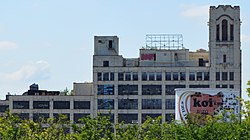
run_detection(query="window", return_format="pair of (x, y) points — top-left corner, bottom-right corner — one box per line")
(230, 24), (234, 41)
(156, 72), (162, 81)
(103, 61), (109, 67)
(53, 101), (70, 109)
(222, 85), (228, 88)
(142, 85), (162, 95)
(216, 72), (220, 81)
(118, 114), (138, 124)
(189, 72), (195, 81)
(33, 113), (49, 122)
(33, 101), (50, 109)
(97, 73), (102, 81)
(103, 72), (109, 81)
(108, 40), (113, 48)
(74, 113), (89, 123)
(118, 85), (138, 95)
(216, 24), (220, 41)
(148, 72), (155, 81)
(199, 58), (204, 66)
(197, 72), (202, 81)
(0, 105), (9, 112)
(142, 114), (161, 123)
(165, 85), (185, 95)
(74, 101), (90, 109)
(222, 72), (228, 81)
(132, 72), (138, 80)
(166, 99), (175, 109)
(110, 72), (114, 81)
(216, 85), (220, 88)
(142, 99), (162, 109)
(204, 72), (209, 81)
(142, 72), (147, 81)
(118, 72), (124, 81)
(98, 99), (114, 109)
(125, 72), (131, 81)
(118, 99), (138, 109)
(97, 85), (114, 95)
(230, 85), (234, 89)
(230, 72), (234, 81)
(173, 72), (178, 80)
(165, 72), (171, 81)
(166, 114), (175, 123)
(222, 19), (228, 41)
(189, 85), (209, 88)
(223, 55), (227, 63)
(100, 114), (114, 123)
(180, 72), (185, 81)
(13, 101), (29, 109)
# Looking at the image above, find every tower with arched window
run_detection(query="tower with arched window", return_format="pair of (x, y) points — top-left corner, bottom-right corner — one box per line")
(209, 5), (241, 95)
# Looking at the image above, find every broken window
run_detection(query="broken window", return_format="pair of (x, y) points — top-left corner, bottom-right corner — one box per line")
(98, 99), (114, 109)
(97, 85), (114, 95)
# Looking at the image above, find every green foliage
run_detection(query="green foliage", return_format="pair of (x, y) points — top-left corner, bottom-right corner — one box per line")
(0, 81), (250, 139)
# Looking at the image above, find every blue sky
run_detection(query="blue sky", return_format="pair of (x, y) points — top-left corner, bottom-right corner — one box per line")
(0, 0), (249, 100)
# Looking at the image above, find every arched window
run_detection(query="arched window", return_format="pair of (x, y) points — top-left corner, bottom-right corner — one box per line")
(222, 19), (228, 41)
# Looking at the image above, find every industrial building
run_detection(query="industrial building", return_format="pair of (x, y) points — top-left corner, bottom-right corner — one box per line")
(0, 5), (241, 124)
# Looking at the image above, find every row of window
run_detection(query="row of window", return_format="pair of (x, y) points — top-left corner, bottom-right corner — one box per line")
(97, 72), (211, 81)
(13, 113), (174, 124)
(216, 72), (234, 81)
(97, 72), (235, 81)
(97, 99), (175, 110)
(13, 101), (90, 110)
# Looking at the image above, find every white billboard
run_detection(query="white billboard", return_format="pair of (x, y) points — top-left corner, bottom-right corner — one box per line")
(175, 89), (240, 123)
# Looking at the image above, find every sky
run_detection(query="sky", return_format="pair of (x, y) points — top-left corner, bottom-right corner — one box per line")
(0, 0), (250, 100)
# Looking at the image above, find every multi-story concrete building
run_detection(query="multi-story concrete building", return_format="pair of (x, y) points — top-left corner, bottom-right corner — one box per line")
(0, 5), (241, 124)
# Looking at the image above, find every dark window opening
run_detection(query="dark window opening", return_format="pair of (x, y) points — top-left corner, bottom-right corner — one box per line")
(125, 72), (131, 81)
(229, 85), (234, 89)
(142, 72), (147, 81)
(118, 114), (138, 124)
(230, 24), (234, 41)
(222, 19), (228, 41)
(216, 85), (220, 88)
(165, 72), (171, 81)
(216, 72), (220, 81)
(110, 72), (114, 81)
(98, 99), (114, 109)
(74, 101), (90, 109)
(189, 85), (209, 88)
(197, 72), (202, 81)
(100, 114), (114, 123)
(189, 72), (195, 81)
(33, 101), (50, 109)
(142, 85), (162, 95)
(13, 113), (29, 120)
(97, 85), (114, 95)
(223, 55), (227, 63)
(204, 72), (209, 81)
(118, 85), (138, 95)
(53, 113), (70, 122)
(33, 113), (49, 122)
(166, 99), (175, 109)
(156, 73), (162, 81)
(199, 58), (204, 66)
(0, 105), (9, 112)
(230, 72), (234, 81)
(118, 99), (138, 109)
(132, 72), (138, 80)
(103, 61), (109, 67)
(53, 101), (70, 109)
(166, 114), (175, 123)
(222, 85), (228, 88)
(103, 72), (109, 81)
(118, 72), (124, 81)
(13, 101), (29, 109)
(97, 73), (102, 81)
(142, 99), (162, 109)
(222, 72), (228, 81)
(216, 24), (220, 41)
(108, 40), (113, 48)
(148, 72), (155, 81)
(173, 72), (178, 81)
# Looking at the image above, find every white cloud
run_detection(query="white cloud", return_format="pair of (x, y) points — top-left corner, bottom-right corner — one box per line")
(242, 34), (250, 43)
(1, 60), (50, 81)
(180, 4), (209, 19)
(0, 41), (18, 52)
